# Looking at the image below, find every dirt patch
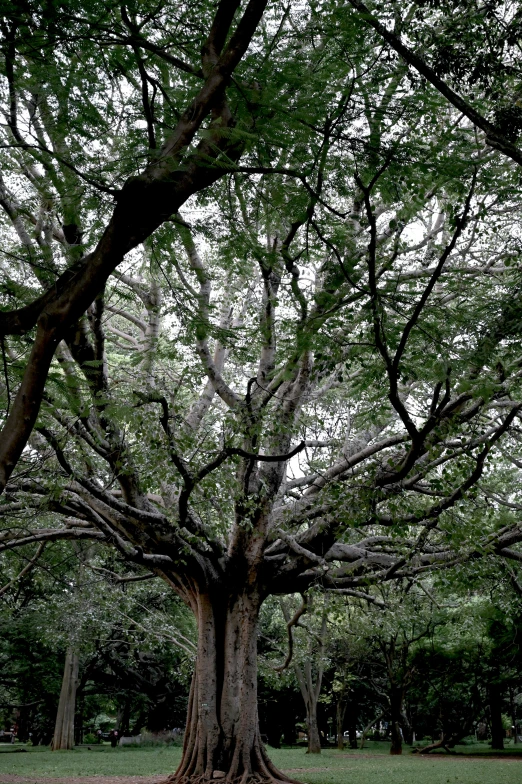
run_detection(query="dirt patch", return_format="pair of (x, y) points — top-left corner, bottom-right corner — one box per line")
(0, 776), (332, 783)
(0, 777), (163, 784)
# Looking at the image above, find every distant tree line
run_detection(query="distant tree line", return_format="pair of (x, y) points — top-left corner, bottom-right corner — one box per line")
(2, 544), (521, 755)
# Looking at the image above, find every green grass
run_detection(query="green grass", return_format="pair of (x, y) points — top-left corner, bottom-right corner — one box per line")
(270, 747), (522, 784)
(0, 745), (520, 784)
(0, 745), (183, 776)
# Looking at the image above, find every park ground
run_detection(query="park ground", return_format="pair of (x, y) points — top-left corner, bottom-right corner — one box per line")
(0, 743), (521, 784)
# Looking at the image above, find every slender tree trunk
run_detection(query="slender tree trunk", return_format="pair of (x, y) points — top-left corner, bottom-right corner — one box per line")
(291, 608), (327, 756)
(52, 646), (79, 750)
(171, 589), (295, 784)
(509, 686), (517, 745)
(400, 706), (413, 746)
(119, 700), (131, 736)
(305, 698), (322, 754)
(360, 711), (384, 750)
(348, 721), (357, 750)
(389, 687), (403, 755)
(489, 683), (504, 751)
(346, 699), (358, 750)
(336, 698), (346, 750)
(415, 736), (450, 754)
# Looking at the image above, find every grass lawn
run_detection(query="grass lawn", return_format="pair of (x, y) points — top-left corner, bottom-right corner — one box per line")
(0, 744), (520, 784)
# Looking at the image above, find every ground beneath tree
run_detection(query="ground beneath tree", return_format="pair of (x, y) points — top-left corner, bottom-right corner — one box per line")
(0, 777), (164, 784)
(341, 753), (522, 762)
(0, 755), (520, 784)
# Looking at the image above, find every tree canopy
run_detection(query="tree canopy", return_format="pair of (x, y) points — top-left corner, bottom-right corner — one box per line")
(2, 2), (522, 782)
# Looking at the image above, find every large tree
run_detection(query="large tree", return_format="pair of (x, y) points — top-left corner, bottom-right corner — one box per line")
(2, 2), (522, 782)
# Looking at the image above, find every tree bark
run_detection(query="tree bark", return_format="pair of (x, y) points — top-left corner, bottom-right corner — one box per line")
(171, 589), (296, 784)
(304, 700), (322, 755)
(389, 687), (403, 755)
(414, 736), (451, 754)
(489, 683), (505, 751)
(291, 608), (327, 756)
(52, 646), (80, 750)
(509, 687), (518, 744)
(345, 698), (358, 750)
(359, 711), (384, 750)
(400, 706), (413, 746)
(336, 698), (346, 750)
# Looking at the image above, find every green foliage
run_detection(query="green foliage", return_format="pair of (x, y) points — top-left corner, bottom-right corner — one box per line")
(0, 539), (195, 742)
(2, 2), (522, 767)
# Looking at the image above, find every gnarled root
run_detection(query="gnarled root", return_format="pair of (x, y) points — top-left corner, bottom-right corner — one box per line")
(161, 776), (297, 784)
(160, 769), (301, 784)
(158, 746), (302, 784)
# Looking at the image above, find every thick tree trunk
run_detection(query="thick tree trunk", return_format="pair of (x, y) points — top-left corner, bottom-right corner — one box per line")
(171, 590), (296, 784)
(489, 683), (504, 751)
(52, 646), (79, 750)
(389, 688), (403, 755)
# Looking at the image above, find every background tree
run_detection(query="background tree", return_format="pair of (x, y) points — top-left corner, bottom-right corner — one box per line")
(279, 596), (329, 755)
(360, 586), (439, 754)
(328, 615), (367, 752)
(258, 597), (308, 750)
(0, 540), (195, 745)
(371, 549), (522, 754)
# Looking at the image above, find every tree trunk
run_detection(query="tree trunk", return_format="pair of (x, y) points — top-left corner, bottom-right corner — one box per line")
(171, 590), (296, 784)
(414, 703), (480, 754)
(52, 646), (79, 750)
(291, 608), (327, 756)
(336, 698), (346, 750)
(489, 683), (504, 751)
(305, 700), (322, 754)
(75, 697), (83, 746)
(414, 736), (451, 754)
(509, 686), (517, 745)
(347, 701), (358, 750)
(118, 700), (131, 736)
(360, 711), (384, 750)
(389, 688), (403, 755)
(400, 706), (413, 746)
